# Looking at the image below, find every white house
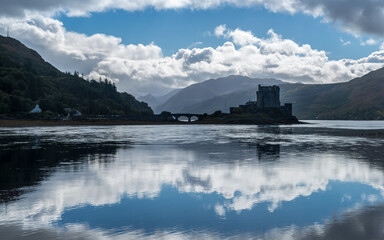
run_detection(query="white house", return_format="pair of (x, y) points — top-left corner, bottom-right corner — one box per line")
(30, 104), (42, 113)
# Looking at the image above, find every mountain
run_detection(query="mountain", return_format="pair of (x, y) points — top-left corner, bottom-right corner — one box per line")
(155, 75), (283, 113)
(0, 35), (153, 116)
(279, 68), (384, 119)
(137, 94), (158, 109)
(179, 88), (258, 114)
(177, 68), (384, 120)
(137, 88), (181, 113)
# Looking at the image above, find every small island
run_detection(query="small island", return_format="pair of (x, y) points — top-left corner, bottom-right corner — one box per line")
(198, 85), (300, 124)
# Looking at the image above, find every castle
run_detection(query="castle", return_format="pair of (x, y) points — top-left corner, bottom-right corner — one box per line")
(230, 85), (293, 117)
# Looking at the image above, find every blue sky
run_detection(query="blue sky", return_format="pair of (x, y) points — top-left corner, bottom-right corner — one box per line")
(59, 7), (378, 60)
(1, 1), (384, 95)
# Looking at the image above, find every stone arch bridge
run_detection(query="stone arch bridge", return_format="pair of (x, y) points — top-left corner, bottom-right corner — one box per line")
(172, 113), (206, 122)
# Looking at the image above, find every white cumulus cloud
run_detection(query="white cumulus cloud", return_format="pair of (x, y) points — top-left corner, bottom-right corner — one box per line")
(1, 17), (384, 95)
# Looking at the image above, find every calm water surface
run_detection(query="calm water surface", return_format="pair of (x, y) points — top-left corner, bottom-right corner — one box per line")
(1, 121), (384, 239)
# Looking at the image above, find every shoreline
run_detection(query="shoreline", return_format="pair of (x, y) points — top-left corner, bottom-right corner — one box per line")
(0, 119), (189, 127)
(0, 119), (304, 127)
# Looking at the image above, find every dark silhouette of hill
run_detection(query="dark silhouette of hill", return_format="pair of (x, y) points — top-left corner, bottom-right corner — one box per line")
(280, 68), (384, 119)
(155, 75), (282, 113)
(177, 69), (384, 120)
(0, 35), (153, 116)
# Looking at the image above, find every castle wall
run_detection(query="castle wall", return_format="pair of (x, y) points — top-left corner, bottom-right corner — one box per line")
(283, 103), (292, 116)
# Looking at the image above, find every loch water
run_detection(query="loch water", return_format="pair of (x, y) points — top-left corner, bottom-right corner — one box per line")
(1, 121), (384, 239)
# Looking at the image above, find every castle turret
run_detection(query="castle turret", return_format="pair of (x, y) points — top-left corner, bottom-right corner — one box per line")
(256, 85), (280, 108)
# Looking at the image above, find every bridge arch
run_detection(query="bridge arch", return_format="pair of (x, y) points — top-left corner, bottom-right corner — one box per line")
(172, 113), (206, 122)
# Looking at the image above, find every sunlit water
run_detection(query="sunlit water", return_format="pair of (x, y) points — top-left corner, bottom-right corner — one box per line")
(1, 121), (384, 239)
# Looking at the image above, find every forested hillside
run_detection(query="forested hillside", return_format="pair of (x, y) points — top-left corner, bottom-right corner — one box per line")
(0, 35), (153, 116)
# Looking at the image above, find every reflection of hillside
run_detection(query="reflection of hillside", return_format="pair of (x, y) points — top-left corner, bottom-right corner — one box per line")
(238, 126), (384, 167)
(0, 139), (122, 204)
(299, 203), (384, 240)
(259, 203), (384, 240)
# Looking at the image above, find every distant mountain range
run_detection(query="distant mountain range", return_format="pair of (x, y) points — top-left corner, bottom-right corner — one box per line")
(0, 35), (153, 116)
(154, 70), (384, 120)
(154, 76), (282, 113)
(280, 68), (384, 119)
(137, 88), (181, 112)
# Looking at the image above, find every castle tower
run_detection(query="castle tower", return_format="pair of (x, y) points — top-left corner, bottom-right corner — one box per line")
(256, 85), (280, 108)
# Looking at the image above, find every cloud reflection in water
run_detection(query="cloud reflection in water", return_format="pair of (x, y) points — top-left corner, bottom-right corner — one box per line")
(0, 124), (384, 239)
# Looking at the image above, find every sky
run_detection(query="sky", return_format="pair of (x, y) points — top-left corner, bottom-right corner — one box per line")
(1, 0), (384, 96)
